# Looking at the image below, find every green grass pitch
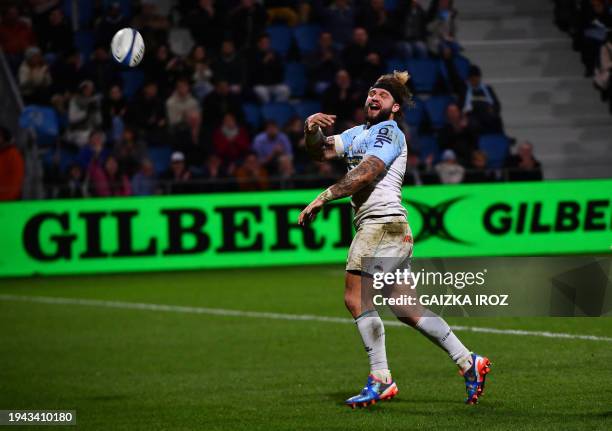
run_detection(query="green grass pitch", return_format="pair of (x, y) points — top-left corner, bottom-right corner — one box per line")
(1, 266), (611, 430)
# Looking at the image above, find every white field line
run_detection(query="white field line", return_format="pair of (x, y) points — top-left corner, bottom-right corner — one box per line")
(0, 294), (610, 343)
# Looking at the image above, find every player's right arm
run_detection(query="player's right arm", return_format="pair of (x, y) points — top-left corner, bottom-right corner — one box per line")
(304, 113), (339, 161)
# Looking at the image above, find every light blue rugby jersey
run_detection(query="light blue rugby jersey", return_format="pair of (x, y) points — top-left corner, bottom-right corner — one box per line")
(333, 120), (408, 226)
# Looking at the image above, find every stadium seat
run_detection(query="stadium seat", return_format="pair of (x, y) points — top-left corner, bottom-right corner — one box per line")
(384, 0), (400, 11)
(424, 95), (455, 129)
(147, 146), (172, 175)
(63, 0), (94, 29)
(284, 62), (307, 97)
(294, 100), (322, 120)
(19, 105), (59, 146)
(243, 103), (262, 130)
(261, 102), (296, 127)
(74, 30), (94, 62)
(386, 58), (407, 74)
(479, 134), (510, 169)
(416, 135), (439, 163)
(266, 25), (292, 57)
(43, 148), (77, 173)
(404, 96), (426, 128)
(293, 25), (321, 54)
(407, 59), (442, 93)
(121, 69), (144, 100)
(454, 55), (471, 81)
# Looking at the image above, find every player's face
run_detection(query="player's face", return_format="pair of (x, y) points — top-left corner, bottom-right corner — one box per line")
(365, 88), (399, 125)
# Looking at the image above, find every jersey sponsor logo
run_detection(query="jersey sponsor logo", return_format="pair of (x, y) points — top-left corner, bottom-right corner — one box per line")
(374, 126), (393, 148)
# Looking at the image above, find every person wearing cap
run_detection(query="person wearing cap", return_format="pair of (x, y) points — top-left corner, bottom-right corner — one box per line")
(435, 148), (465, 184)
(298, 70), (490, 408)
(160, 151), (193, 194)
(18, 46), (52, 104)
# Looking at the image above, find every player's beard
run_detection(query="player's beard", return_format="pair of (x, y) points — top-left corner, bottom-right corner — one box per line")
(365, 104), (393, 126)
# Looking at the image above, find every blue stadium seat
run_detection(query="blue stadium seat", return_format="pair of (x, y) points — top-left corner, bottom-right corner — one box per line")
(424, 95), (455, 129)
(243, 103), (262, 130)
(386, 58), (407, 74)
(147, 146), (172, 175)
(63, 0), (94, 29)
(404, 96), (426, 128)
(121, 69), (144, 99)
(262, 102), (296, 127)
(479, 134), (510, 169)
(267, 25), (292, 57)
(284, 62), (307, 97)
(43, 148), (77, 173)
(19, 105), (59, 146)
(294, 100), (322, 120)
(407, 59), (442, 93)
(416, 135), (439, 163)
(454, 55), (471, 81)
(293, 25), (321, 54)
(74, 30), (94, 62)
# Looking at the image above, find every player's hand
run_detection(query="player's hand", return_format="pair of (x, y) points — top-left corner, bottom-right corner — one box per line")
(298, 198), (325, 226)
(305, 113), (336, 133)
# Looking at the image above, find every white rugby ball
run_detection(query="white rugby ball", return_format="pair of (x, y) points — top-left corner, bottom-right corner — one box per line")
(111, 28), (145, 67)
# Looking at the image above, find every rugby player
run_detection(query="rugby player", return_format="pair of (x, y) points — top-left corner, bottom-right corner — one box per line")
(298, 71), (491, 407)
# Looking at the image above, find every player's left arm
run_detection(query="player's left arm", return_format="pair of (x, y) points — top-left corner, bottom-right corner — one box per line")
(298, 155), (385, 226)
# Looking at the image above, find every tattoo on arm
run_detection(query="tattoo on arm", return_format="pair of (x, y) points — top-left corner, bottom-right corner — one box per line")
(318, 156), (386, 203)
(304, 125), (326, 161)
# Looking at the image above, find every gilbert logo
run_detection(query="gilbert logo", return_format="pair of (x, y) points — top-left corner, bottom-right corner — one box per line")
(405, 197), (468, 244)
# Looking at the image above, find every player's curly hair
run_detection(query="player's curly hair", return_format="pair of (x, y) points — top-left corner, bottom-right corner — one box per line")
(370, 70), (414, 118)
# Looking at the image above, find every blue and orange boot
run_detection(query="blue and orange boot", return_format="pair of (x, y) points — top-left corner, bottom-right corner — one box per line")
(461, 352), (492, 404)
(345, 374), (398, 409)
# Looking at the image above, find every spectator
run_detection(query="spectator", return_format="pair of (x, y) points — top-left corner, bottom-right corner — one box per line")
(435, 149), (465, 184)
(319, 0), (355, 48)
(165, 78), (200, 127)
(114, 127), (147, 177)
(250, 34), (291, 103)
(342, 27), (383, 87)
(228, 0), (267, 50)
(253, 120), (293, 171)
(284, 116), (309, 173)
(188, 45), (214, 101)
(0, 6), (36, 71)
(235, 152), (269, 191)
(0, 127), (25, 201)
(464, 150), (496, 183)
(306, 31), (342, 94)
(67, 80), (103, 147)
(143, 44), (178, 97)
(89, 155), (132, 197)
(131, 0), (170, 56)
(18, 46), (52, 104)
(171, 109), (211, 167)
(38, 8), (73, 55)
(212, 40), (247, 94)
(57, 163), (89, 198)
(77, 130), (109, 170)
(160, 151), (193, 194)
(322, 69), (362, 125)
(197, 153), (231, 192)
(505, 141), (543, 181)
(276, 154), (296, 189)
(396, 0), (428, 59)
(356, 0), (396, 57)
(201, 78), (245, 127)
(84, 45), (121, 96)
(50, 49), (87, 94)
(102, 84), (127, 135)
(94, 1), (129, 47)
(212, 113), (251, 165)
(126, 81), (167, 138)
(580, 0), (612, 77)
(186, 0), (226, 53)
(460, 65), (503, 134)
(131, 158), (158, 196)
(438, 103), (477, 165)
(594, 30), (612, 97)
(267, 0), (300, 26)
(426, 0), (459, 55)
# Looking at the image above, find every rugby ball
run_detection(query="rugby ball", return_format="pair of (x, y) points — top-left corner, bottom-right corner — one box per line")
(111, 28), (145, 67)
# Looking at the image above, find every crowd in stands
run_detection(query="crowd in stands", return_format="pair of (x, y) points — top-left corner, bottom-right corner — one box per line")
(0, 0), (543, 200)
(554, 0), (612, 112)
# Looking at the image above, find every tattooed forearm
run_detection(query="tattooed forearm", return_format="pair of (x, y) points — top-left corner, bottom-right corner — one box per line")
(304, 124), (326, 161)
(318, 156), (386, 203)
